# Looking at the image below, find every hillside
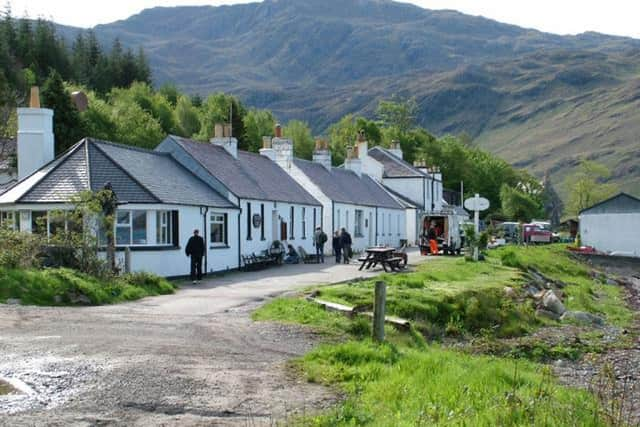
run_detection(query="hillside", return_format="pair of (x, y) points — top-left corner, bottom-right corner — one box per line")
(55, 0), (640, 194)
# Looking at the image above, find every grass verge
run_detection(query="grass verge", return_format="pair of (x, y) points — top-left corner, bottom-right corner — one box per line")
(0, 268), (175, 305)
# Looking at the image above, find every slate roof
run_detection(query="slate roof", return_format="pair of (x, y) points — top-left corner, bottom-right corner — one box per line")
(0, 179), (16, 195)
(0, 138), (16, 172)
(382, 185), (419, 209)
(580, 193), (640, 215)
(163, 136), (320, 206)
(368, 146), (427, 178)
(0, 138), (235, 208)
(293, 158), (403, 210)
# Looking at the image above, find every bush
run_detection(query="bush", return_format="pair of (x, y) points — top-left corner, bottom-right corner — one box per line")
(0, 227), (42, 269)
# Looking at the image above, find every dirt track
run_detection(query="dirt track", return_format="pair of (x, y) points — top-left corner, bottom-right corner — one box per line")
(0, 255), (426, 426)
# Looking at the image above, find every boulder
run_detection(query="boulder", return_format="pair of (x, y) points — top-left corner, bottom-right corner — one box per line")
(541, 290), (566, 315)
(67, 293), (91, 305)
(561, 311), (605, 327)
(503, 286), (517, 299)
(6, 298), (21, 305)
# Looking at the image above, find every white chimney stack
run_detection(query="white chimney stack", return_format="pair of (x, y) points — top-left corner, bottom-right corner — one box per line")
(259, 136), (276, 162)
(271, 124), (293, 170)
(356, 130), (368, 161)
(17, 87), (55, 181)
(312, 138), (332, 170)
(388, 140), (403, 160)
(344, 146), (362, 177)
(210, 122), (238, 158)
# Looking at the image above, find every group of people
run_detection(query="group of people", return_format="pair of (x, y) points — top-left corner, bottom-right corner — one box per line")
(185, 226), (356, 283)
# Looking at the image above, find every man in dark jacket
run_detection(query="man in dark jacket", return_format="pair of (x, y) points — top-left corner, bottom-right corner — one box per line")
(340, 228), (352, 264)
(185, 229), (205, 283)
(332, 230), (343, 263)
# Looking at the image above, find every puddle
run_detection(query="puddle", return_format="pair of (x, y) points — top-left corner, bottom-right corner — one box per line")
(0, 380), (17, 396)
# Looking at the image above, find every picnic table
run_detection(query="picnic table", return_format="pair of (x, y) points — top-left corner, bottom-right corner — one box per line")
(358, 247), (404, 272)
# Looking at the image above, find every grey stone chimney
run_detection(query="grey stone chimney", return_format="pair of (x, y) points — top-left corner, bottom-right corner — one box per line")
(210, 123), (238, 158)
(312, 138), (332, 170)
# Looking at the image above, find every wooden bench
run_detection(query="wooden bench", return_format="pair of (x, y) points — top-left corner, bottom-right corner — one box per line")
(298, 246), (321, 264)
(386, 256), (405, 271)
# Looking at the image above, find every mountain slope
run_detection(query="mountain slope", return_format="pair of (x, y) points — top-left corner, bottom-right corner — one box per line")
(56, 0), (640, 195)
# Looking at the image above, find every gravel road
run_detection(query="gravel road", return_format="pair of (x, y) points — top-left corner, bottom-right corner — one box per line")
(0, 253), (426, 426)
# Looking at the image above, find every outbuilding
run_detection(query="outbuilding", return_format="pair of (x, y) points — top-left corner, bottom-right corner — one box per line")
(579, 193), (640, 257)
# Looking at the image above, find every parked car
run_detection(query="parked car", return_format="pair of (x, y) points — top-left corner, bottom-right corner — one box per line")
(496, 221), (520, 242)
(522, 223), (553, 244)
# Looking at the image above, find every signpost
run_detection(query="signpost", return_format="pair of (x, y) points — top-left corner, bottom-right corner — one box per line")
(464, 194), (490, 260)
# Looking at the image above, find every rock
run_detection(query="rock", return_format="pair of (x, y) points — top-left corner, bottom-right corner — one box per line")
(561, 311), (605, 327)
(605, 278), (618, 286)
(536, 308), (562, 321)
(68, 293), (91, 305)
(53, 295), (63, 304)
(542, 290), (566, 315)
(6, 298), (21, 305)
(503, 286), (517, 299)
(544, 282), (553, 290)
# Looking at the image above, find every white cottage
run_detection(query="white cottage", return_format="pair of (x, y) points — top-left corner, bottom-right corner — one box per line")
(579, 193), (640, 257)
(0, 105), (240, 277)
(262, 130), (406, 252)
(156, 130), (322, 263)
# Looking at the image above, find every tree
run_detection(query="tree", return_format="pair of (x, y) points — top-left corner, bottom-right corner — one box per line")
(283, 120), (314, 160)
(541, 173), (563, 226)
(376, 97), (418, 134)
(564, 160), (619, 217)
(500, 184), (543, 222)
(110, 98), (164, 149)
(175, 95), (200, 137)
(41, 69), (85, 154)
(328, 114), (359, 166)
(243, 108), (275, 152)
(196, 93), (246, 148)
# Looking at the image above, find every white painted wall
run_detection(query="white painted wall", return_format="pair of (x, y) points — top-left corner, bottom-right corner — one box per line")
(580, 213), (640, 257)
(383, 178), (425, 209)
(238, 198), (319, 258)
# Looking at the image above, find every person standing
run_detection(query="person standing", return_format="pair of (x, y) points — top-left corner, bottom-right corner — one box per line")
(340, 227), (352, 264)
(428, 225), (438, 256)
(185, 229), (205, 284)
(332, 230), (343, 263)
(313, 227), (327, 263)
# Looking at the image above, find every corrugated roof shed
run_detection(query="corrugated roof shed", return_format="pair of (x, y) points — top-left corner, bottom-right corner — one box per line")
(580, 193), (640, 215)
(293, 158), (402, 209)
(163, 136), (320, 206)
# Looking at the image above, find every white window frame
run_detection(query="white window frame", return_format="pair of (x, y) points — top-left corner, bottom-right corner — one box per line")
(115, 210), (147, 246)
(397, 215), (401, 236)
(210, 212), (226, 247)
(0, 211), (19, 230)
(156, 211), (172, 245)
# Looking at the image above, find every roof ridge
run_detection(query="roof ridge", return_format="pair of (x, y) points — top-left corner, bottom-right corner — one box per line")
(88, 137), (170, 158)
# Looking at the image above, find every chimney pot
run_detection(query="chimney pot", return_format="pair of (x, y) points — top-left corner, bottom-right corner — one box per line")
(357, 129), (365, 142)
(29, 86), (40, 108)
(223, 123), (232, 138)
(274, 124), (282, 138)
(214, 123), (223, 138)
(263, 136), (272, 149)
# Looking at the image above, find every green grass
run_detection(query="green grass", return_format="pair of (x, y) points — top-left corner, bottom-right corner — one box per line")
(298, 341), (604, 426)
(490, 245), (633, 327)
(302, 257), (535, 338)
(254, 245), (630, 425)
(0, 268), (175, 305)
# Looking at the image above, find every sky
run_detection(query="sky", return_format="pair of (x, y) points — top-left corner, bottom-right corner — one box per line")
(6, 0), (640, 39)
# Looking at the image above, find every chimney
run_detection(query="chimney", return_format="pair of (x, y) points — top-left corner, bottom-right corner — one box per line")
(210, 122), (238, 158)
(388, 140), (403, 159)
(344, 145), (362, 177)
(356, 129), (368, 160)
(271, 124), (293, 169)
(17, 86), (55, 180)
(259, 136), (276, 161)
(312, 138), (332, 170)
(413, 160), (429, 175)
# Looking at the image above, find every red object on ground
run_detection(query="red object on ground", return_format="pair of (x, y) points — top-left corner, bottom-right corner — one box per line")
(429, 239), (438, 255)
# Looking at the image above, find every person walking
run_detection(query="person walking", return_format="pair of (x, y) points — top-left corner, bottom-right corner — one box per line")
(332, 230), (343, 263)
(313, 227), (328, 263)
(340, 227), (352, 264)
(185, 229), (205, 284)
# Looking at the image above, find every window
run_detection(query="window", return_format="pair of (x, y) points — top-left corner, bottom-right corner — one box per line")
(397, 215), (401, 236)
(290, 206), (295, 239)
(346, 210), (350, 231)
(388, 214), (392, 236)
(381, 212), (385, 235)
(156, 211), (172, 245)
(115, 210), (147, 245)
(313, 208), (317, 231)
(337, 209), (341, 229)
(0, 211), (19, 230)
(302, 207), (306, 239)
(260, 204), (265, 241)
(354, 210), (363, 237)
(246, 202), (252, 240)
(210, 212), (227, 246)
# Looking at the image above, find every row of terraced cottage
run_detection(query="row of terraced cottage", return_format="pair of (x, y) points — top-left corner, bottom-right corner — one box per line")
(0, 101), (461, 277)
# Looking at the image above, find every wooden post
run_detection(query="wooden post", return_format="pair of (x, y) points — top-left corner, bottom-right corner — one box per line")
(373, 281), (386, 342)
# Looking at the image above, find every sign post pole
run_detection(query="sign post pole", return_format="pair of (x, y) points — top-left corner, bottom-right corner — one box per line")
(463, 194), (490, 262)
